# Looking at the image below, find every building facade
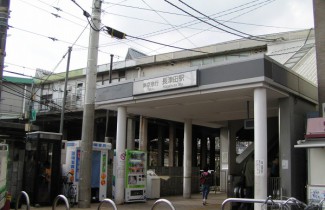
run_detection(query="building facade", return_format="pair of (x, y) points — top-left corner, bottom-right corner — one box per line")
(0, 28), (318, 204)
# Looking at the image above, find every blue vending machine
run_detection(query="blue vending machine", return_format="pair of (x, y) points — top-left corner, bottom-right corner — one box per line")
(62, 141), (112, 202)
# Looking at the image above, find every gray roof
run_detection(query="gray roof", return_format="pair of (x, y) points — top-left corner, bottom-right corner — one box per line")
(125, 48), (147, 60)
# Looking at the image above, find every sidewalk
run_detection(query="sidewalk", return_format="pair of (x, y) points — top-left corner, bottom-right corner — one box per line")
(29, 192), (228, 210)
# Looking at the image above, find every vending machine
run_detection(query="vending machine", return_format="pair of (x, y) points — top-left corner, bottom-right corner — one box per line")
(124, 150), (147, 202)
(62, 141), (112, 202)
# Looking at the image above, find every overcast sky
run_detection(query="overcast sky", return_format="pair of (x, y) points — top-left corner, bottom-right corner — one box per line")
(4, 0), (314, 78)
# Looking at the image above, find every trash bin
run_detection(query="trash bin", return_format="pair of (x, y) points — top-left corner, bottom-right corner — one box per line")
(146, 170), (160, 199)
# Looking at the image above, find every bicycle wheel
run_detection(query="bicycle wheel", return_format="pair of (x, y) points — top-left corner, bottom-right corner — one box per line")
(68, 186), (76, 207)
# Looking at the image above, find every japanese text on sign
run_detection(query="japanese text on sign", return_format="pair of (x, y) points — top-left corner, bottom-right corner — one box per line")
(133, 70), (197, 95)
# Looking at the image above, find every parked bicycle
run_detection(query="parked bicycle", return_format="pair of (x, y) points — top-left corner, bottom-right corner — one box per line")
(62, 171), (77, 207)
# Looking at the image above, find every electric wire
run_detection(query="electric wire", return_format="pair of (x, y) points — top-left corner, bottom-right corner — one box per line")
(2, 79), (73, 112)
(14, 1), (274, 63)
(0, 103), (26, 112)
(177, 0), (276, 42)
(30, 23), (88, 94)
(8, 25), (87, 48)
(140, 0), (197, 48)
(163, 0), (276, 42)
(149, 0), (276, 54)
(104, 0), (276, 56)
(99, 0), (279, 48)
(35, 0), (86, 23)
(17, 0), (86, 27)
(125, 34), (207, 54)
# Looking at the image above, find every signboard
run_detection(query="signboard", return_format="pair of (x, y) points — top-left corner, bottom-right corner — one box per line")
(307, 185), (325, 206)
(133, 70), (197, 95)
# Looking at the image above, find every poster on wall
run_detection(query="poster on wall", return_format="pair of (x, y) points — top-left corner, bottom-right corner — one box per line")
(307, 185), (325, 207)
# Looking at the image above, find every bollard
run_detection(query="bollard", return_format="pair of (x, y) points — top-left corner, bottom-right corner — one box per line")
(97, 198), (118, 210)
(151, 199), (176, 210)
(15, 191), (30, 210)
(52, 195), (70, 210)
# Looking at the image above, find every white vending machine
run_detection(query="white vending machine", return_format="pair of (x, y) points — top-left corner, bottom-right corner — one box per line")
(124, 149), (147, 202)
(62, 141), (112, 201)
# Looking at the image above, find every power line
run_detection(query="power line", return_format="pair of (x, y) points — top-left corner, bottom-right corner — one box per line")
(2, 79), (73, 113)
(9, 25), (88, 48)
(163, 0), (276, 42)
(105, 26), (208, 54)
(177, 0), (276, 42)
(99, 0), (279, 49)
(141, 0), (197, 48)
(17, 0), (87, 27)
(126, 34), (207, 54)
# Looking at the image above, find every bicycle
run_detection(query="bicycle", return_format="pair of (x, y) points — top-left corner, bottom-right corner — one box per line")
(62, 172), (77, 207)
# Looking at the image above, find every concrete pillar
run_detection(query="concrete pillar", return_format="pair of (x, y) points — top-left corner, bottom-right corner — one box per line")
(126, 117), (135, 150)
(178, 138), (183, 166)
(209, 136), (216, 170)
(279, 96), (311, 200)
(139, 116), (148, 151)
(157, 126), (164, 166)
(254, 88), (267, 208)
(201, 136), (207, 168)
(220, 128), (229, 192)
(313, 0), (325, 115)
(183, 119), (192, 198)
(168, 124), (175, 167)
(192, 137), (198, 166)
(115, 106), (127, 204)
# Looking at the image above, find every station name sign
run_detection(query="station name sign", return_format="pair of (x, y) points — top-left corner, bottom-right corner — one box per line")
(133, 70), (197, 95)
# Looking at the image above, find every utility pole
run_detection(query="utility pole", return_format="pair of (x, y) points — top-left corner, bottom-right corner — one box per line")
(0, 0), (10, 99)
(313, 0), (325, 116)
(104, 54), (113, 143)
(59, 47), (72, 134)
(78, 0), (102, 208)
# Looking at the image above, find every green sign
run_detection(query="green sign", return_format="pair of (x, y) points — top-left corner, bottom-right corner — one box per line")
(31, 110), (37, 121)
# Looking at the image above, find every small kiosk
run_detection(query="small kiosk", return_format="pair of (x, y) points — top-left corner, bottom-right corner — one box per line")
(295, 117), (325, 207)
(23, 131), (62, 206)
(62, 140), (111, 202)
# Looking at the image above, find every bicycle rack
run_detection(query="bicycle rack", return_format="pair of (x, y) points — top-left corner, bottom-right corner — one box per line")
(318, 198), (325, 206)
(97, 198), (118, 210)
(53, 194), (70, 210)
(15, 191), (30, 210)
(150, 199), (176, 210)
(221, 197), (306, 210)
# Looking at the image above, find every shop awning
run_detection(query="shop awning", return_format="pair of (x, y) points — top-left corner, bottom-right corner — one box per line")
(295, 118), (325, 148)
(294, 139), (325, 148)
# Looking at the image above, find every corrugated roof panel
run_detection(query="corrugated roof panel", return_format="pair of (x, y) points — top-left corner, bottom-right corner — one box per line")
(293, 49), (317, 85)
(266, 40), (305, 64)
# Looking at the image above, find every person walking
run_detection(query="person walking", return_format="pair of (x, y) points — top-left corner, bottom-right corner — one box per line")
(200, 166), (212, 205)
(240, 154), (254, 210)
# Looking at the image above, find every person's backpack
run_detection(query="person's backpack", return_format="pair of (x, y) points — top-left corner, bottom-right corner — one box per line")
(200, 171), (208, 184)
(200, 175), (206, 184)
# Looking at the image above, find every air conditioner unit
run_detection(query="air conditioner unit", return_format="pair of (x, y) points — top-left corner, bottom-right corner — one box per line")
(244, 119), (254, 130)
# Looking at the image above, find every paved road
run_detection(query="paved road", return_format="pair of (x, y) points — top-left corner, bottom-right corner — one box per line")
(27, 192), (228, 210)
